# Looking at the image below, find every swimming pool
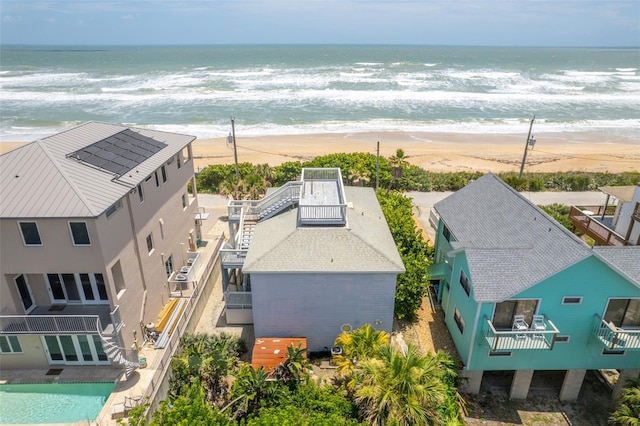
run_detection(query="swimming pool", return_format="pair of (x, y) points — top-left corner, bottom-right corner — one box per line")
(0, 382), (115, 424)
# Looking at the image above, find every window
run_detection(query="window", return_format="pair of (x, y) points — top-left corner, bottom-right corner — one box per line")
(0, 336), (22, 354)
(106, 200), (122, 218)
(454, 307), (465, 334)
(443, 224), (451, 242)
(69, 222), (91, 246)
(176, 153), (182, 169)
(562, 297), (582, 305)
(489, 351), (511, 357)
(161, 165), (167, 183)
(492, 299), (539, 330)
(112, 260), (126, 295)
(165, 255), (174, 278)
(146, 233), (154, 254)
(459, 270), (470, 297)
(137, 184), (144, 203)
(18, 221), (42, 246)
(145, 175), (153, 182)
(602, 348), (625, 356)
(154, 171), (160, 187)
(182, 193), (187, 209)
(166, 156), (174, 165)
(182, 146), (191, 162)
(555, 336), (570, 343)
(604, 298), (640, 328)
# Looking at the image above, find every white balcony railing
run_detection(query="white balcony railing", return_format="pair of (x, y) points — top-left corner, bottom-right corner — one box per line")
(0, 315), (102, 335)
(484, 316), (559, 351)
(592, 314), (640, 351)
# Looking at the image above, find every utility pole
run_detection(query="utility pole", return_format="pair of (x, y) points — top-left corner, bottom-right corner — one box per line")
(375, 141), (380, 190)
(518, 116), (536, 179)
(228, 117), (240, 180)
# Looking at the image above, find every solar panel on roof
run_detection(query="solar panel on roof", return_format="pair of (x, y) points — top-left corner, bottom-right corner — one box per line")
(67, 129), (167, 176)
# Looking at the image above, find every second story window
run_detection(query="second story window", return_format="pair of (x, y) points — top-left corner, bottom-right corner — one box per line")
(182, 193), (187, 209)
(138, 184), (144, 203)
(176, 153), (182, 169)
(146, 233), (154, 254)
(454, 307), (465, 334)
(165, 255), (174, 278)
(154, 171), (160, 188)
(18, 221), (42, 246)
(459, 270), (470, 297)
(69, 222), (91, 246)
(604, 298), (640, 328)
(492, 299), (539, 330)
(161, 165), (167, 183)
(443, 224), (452, 242)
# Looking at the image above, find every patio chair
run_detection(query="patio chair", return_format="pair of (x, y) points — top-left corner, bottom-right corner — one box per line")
(512, 315), (528, 339)
(531, 315), (546, 339)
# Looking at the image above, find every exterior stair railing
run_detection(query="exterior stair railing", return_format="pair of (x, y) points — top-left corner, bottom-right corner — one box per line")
(228, 181), (302, 222)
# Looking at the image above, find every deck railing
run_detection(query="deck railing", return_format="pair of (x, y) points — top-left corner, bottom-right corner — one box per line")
(0, 315), (102, 334)
(568, 206), (625, 246)
(484, 316), (559, 351)
(225, 291), (252, 310)
(228, 181), (302, 221)
(592, 314), (640, 351)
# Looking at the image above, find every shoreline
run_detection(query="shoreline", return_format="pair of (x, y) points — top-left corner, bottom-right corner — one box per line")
(2, 131), (638, 173)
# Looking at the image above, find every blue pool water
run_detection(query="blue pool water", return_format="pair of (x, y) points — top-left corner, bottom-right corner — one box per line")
(0, 382), (115, 424)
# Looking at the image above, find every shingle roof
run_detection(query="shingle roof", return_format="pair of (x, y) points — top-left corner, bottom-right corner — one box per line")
(434, 173), (592, 302)
(592, 246), (640, 288)
(242, 186), (405, 273)
(1, 122), (195, 218)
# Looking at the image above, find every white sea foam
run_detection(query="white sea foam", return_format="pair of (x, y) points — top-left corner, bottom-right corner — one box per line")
(1, 45), (638, 143)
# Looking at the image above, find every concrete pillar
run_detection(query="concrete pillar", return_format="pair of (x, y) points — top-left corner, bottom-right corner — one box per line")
(510, 369), (534, 399)
(613, 369), (640, 400)
(560, 369), (586, 401)
(458, 370), (483, 394)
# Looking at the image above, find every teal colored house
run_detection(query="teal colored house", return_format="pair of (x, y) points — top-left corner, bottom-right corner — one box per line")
(430, 174), (640, 401)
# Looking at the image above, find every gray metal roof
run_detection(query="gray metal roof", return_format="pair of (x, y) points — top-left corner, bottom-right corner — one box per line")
(243, 186), (405, 273)
(1, 122), (195, 218)
(434, 173), (592, 302)
(592, 246), (640, 289)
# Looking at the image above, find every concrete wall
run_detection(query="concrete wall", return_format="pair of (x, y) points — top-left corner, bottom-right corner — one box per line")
(0, 335), (48, 370)
(251, 272), (396, 351)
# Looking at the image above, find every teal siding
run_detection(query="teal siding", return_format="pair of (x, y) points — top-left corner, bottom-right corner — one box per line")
(440, 253), (478, 367)
(468, 256), (640, 371)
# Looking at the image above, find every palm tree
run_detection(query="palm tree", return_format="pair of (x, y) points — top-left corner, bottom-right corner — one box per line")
(271, 343), (310, 387)
(352, 344), (449, 426)
(333, 324), (390, 381)
(347, 167), (371, 187)
(610, 378), (640, 426)
(389, 149), (409, 179)
(229, 364), (276, 418)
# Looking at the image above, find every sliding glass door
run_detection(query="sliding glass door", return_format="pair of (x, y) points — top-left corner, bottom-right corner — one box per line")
(42, 335), (110, 365)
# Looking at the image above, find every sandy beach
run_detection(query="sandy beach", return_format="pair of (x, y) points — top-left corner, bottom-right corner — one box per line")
(2, 131), (638, 173)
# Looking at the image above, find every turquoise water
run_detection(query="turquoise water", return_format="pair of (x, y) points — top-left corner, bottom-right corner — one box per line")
(0, 382), (115, 424)
(1, 45), (638, 141)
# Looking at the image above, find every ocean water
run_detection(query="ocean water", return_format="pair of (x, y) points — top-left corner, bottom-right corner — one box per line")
(1, 45), (639, 141)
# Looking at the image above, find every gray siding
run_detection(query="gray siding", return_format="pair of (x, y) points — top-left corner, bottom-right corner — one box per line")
(251, 272), (396, 351)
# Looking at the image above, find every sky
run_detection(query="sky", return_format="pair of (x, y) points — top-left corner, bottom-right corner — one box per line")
(1, 1), (639, 47)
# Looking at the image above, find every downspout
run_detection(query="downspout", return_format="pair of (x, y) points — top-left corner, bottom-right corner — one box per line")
(125, 193), (149, 325)
(466, 302), (482, 370)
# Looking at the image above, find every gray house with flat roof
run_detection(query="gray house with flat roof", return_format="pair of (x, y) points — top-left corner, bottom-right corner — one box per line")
(220, 168), (405, 351)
